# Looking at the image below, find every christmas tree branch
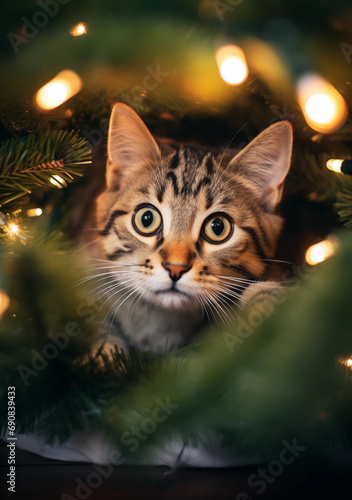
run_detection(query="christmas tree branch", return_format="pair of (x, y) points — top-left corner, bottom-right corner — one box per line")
(0, 130), (91, 207)
(1, 232), (352, 463)
(336, 188), (352, 228)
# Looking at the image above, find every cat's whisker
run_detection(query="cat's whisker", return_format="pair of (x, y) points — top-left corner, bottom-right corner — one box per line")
(199, 292), (219, 325)
(192, 294), (206, 322)
(211, 282), (247, 300)
(104, 286), (138, 333)
(86, 277), (136, 301)
(79, 279), (116, 300)
(89, 258), (142, 266)
(219, 275), (292, 287)
(108, 285), (144, 332)
(218, 118), (251, 171)
(77, 271), (116, 285)
(215, 280), (254, 297)
(75, 238), (101, 252)
(205, 280), (251, 311)
(203, 289), (233, 327)
(85, 266), (140, 274)
(96, 283), (135, 322)
(99, 280), (138, 311)
(85, 262), (146, 272)
(216, 275), (278, 285)
(218, 285), (252, 296)
(212, 298), (236, 326)
(95, 285), (136, 316)
(263, 258), (293, 265)
(93, 281), (124, 302)
(129, 286), (146, 320)
(200, 297), (212, 324)
(212, 277), (252, 289)
(77, 270), (137, 287)
(212, 285), (249, 308)
(209, 288), (240, 322)
(211, 118), (252, 195)
(214, 280), (257, 291)
(190, 291), (209, 323)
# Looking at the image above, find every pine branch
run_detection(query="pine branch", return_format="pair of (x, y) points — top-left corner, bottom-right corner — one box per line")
(336, 189), (352, 228)
(0, 130), (91, 207)
(1, 232), (352, 465)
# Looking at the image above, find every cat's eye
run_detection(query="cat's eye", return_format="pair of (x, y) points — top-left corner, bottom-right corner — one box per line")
(132, 204), (162, 236)
(202, 213), (233, 244)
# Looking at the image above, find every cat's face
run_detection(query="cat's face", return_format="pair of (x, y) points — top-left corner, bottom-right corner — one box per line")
(96, 104), (292, 312)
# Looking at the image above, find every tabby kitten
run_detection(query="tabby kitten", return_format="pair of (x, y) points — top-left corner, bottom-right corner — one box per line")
(92, 103), (292, 353)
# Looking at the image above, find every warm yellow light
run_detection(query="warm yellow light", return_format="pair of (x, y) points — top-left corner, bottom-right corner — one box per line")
(326, 159), (343, 173)
(7, 223), (19, 237)
(296, 74), (348, 133)
(0, 290), (10, 319)
(36, 82), (68, 109)
(216, 45), (248, 85)
(36, 70), (82, 110)
(340, 357), (352, 368)
(27, 208), (43, 217)
(70, 22), (87, 36)
(50, 175), (67, 188)
(305, 94), (335, 124)
(305, 239), (336, 266)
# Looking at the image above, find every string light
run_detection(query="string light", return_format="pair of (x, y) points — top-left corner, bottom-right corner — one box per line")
(70, 22), (87, 37)
(26, 208), (43, 217)
(50, 175), (67, 189)
(296, 74), (348, 133)
(36, 70), (82, 110)
(7, 223), (19, 237)
(216, 45), (248, 85)
(0, 290), (10, 319)
(326, 159), (352, 175)
(305, 239), (337, 266)
(0, 213), (27, 242)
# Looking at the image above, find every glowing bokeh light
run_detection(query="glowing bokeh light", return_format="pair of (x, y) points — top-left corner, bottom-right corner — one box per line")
(27, 208), (43, 217)
(7, 223), (19, 237)
(36, 82), (68, 110)
(70, 22), (87, 36)
(216, 45), (248, 85)
(340, 357), (352, 368)
(36, 70), (82, 110)
(326, 159), (344, 173)
(305, 94), (335, 124)
(305, 239), (336, 266)
(296, 74), (348, 133)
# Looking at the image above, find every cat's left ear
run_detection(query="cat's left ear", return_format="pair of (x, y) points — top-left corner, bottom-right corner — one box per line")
(107, 103), (161, 190)
(228, 121), (293, 211)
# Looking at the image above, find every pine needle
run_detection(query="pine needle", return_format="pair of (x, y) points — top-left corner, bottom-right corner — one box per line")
(0, 130), (91, 207)
(336, 189), (352, 228)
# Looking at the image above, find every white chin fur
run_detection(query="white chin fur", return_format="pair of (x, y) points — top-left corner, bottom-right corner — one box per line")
(144, 290), (199, 311)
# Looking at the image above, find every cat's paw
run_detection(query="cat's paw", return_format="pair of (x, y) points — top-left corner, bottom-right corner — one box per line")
(239, 281), (286, 315)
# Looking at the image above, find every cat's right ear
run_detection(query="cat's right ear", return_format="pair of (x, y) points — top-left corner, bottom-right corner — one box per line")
(106, 103), (161, 190)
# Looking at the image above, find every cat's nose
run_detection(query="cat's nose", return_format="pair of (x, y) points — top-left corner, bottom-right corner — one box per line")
(162, 262), (191, 282)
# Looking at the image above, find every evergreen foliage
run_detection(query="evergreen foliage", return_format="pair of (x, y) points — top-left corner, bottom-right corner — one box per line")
(1, 233), (352, 464)
(0, 130), (91, 208)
